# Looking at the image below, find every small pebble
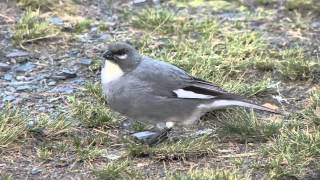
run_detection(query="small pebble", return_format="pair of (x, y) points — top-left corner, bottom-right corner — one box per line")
(6, 50), (29, 58)
(31, 167), (42, 175)
(49, 16), (64, 26)
(48, 81), (57, 86)
(0, 63), (11, 72)
(3, 73), (13, 81)
(16, 85), (33, 92)
(15, 62), (36, 72)
(131, 131), (158, 141)
(80, 58), (93, 65)
(3, 95), (16, 102)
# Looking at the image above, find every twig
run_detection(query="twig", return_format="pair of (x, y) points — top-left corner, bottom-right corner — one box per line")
(218, 152), (257, 158)
(93, 128), (119, 139)
(0, 13), (14, 23)
(22, 32), (60, 44)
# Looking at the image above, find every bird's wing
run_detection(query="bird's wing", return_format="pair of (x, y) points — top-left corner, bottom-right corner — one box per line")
(172, 77), (236, 100)
(172, 78), (279, 114)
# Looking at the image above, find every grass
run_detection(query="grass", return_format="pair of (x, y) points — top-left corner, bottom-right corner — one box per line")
(172, 0), (244, 12)
(286, 0), (320, 14)
(93, 160), (143, 180)
(36, 146), (53, 161)
(128, 135), (216, 160)
(13, 8), (60, 45)
(277, 48), (320, 81)
(263, 128), (320, 179)
(209, 109), (282, 141)
(167, 168), (250, 180)
(131, 7), (320, 83)
(262, 89), (320, 179)
(0, 105), (27, 149)
(68, 96), (117, 128)
(74, 19), (92, 33)
(16, 0), (55, 10)
(131, 8), (176, 34)
(84, 82), (105, 102)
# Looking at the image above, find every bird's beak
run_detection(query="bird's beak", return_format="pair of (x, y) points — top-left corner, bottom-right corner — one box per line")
(102, 50), (113, 60)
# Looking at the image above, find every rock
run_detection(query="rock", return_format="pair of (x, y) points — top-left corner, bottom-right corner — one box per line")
(15, 62), (36, 72)
(131, 0), (147, 5)
(3, 95), (16, 102)
(27, 120), (36, 129)
(98, 33), (112, 41)
(102, 150), (125, 161)
(90, 26), (98, 33)
(31, 167), (42, 175)
(6, 50), (29, 58)
(50, 86), (75, 94)
(52, 70), (77, 80)
(38, 107), (46, 112)
(131, 0), (159, 6)
(16, 85), (33, 92)
(16, 75), (26, 81)
(49, 16), (64, 26)
(48, 81), (56, 86)
(0, 62), (10, 72)
(80, 58), (93, 65)
(3, 73), (13, 81)
(131, 131), (158, 141)
(312, 22), (320, 29)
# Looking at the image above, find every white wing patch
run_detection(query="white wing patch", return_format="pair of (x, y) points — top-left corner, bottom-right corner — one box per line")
(173, 89), (215, 99)
(101, 60), (124, 84)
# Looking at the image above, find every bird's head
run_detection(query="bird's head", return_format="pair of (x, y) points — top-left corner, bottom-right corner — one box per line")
(102, 42), (141, 71)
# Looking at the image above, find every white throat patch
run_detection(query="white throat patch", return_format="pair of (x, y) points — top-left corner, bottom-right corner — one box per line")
(101, 60), (124, 84)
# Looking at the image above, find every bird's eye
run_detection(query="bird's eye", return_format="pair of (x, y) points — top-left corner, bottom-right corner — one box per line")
(114, 50), (126, 55)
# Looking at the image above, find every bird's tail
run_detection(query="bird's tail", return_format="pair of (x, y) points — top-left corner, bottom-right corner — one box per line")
(202, 99), (280, 114)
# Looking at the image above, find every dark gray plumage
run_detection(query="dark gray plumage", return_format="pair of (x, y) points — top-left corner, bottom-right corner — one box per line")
(101, 42), (278, 130)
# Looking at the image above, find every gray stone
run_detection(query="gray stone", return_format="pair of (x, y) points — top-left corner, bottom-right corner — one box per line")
(0, 62), (10, 72)
(38, 107), (46, 112)
(49, 16), (64, 26)
(80, 58), (93, 65)
(98, 33), (112, 41)
(3, 73), (13, 81)
(56, 70), (77, 79)
(48, 81), (57, 86)
(50, 86), (75, 94)
(90, 27), (98, 33)
(102, 150), (125, 161)
(27, 120), (36, 128)
(16, 85), (33, 92)
(6, 50), (29, 58)
(3, 95), (16, 102)
(15, 62), (36, 72)
(131, 131), (158, 141)
(31, 167), (42, 175)
(312, 22), (320, 29)
(16, 75), (26, 81)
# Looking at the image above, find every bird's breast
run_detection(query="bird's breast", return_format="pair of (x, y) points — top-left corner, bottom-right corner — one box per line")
(101, 60), (124, 85)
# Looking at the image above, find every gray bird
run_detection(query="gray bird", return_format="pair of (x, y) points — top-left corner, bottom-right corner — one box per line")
(101, 42), (278, 144)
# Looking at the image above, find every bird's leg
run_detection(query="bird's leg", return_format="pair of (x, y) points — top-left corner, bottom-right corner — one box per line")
(145, 128), (172, 146)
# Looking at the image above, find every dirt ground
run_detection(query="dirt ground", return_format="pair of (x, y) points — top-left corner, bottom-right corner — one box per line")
(1, 0), (320, 179)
